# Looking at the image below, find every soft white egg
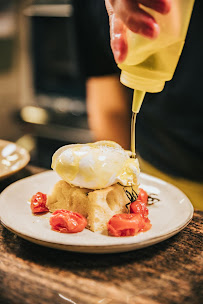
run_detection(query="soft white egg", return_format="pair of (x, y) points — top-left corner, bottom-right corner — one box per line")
(51, 141), (140, 189)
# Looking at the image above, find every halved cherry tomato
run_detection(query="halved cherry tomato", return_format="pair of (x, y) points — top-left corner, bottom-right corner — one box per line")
(137, 188), (148, 205)
(130, 199), (149, 218)
(142, 218), (152, 232)
(107, 213), (145, 237)
(31, 192), (48, 213)
(49, 209), (87, 233)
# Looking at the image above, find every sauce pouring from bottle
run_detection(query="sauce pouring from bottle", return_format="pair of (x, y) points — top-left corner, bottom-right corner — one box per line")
(131, 90), (145, 158)
(117, 0), (195, 158)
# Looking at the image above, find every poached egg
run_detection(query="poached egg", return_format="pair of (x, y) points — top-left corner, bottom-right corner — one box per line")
(52, 141), (140, 189)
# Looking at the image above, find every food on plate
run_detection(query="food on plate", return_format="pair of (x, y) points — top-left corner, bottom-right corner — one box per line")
(137, 188), (148, 204)
(51, 140), (139, 189)
(130, 199), (149, 218)
(108, 188), (151, 237)
(47, 141), (140, 232)
(31, 192), (49, 214)
(49, 209), (87, 233)
(30, 141), (152, 236)
(47, 181), (136, 233)
(107, 213), (151, 237)
(30, 186), (152, 236)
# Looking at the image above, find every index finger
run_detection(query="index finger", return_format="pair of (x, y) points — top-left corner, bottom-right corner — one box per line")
(139, 0), (171, 14)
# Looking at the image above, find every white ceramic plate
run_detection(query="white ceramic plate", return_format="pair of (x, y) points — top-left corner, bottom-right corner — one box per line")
(0, 171), (193, 253)
(0, 140), (30, 180)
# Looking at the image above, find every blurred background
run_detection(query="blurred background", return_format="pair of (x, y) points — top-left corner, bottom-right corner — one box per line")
(0, 0), (93, 169)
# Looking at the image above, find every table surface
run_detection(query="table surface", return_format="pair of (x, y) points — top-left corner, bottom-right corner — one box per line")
(0, 166), (202, 304)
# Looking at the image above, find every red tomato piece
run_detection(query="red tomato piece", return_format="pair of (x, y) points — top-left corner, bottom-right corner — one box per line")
(142, 218), (152, 232)
(107, 213), (145, 237)
(49, 209), (87, 233)
(130, 199), (149, 218)
(137, 188), (148, 205)
(31, 192), (48, 213)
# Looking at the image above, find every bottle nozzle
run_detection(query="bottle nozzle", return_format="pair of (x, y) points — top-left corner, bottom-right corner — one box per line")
(132, 90), (146, 113)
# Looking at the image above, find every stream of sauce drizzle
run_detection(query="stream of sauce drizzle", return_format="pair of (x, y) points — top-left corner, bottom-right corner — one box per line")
(131, 112), (136, 158)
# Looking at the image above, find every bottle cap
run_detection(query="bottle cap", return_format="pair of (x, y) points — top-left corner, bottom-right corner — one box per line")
(120, 70), (165, 93)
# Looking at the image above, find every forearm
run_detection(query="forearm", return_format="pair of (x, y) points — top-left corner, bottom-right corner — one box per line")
(86, 75), (131, 149)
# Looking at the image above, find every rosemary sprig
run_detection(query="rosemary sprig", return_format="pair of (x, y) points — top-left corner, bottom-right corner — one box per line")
(124, 187), (138, 210)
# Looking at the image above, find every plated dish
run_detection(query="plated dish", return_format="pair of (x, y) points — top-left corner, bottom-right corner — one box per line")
(0, 140), (30, 180)
(0, 170), (193, 253)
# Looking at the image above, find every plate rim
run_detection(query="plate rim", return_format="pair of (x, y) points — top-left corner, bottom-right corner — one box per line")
(0, 170), (194, 253)
(1, 216), (193, 254)
(0, 139), (30, 180)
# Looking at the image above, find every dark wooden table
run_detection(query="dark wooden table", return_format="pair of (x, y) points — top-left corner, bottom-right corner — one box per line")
(0, 166), (202, 304)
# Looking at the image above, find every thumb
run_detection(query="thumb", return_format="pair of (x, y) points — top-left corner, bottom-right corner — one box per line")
(110, 14), (128, 63)
(105, 0), (128, 63)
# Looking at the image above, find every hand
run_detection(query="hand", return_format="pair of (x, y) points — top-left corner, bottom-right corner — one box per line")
(105, 0), (171, 63)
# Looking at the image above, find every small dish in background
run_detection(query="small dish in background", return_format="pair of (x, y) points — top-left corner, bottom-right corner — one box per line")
(0, 139), (30, 180)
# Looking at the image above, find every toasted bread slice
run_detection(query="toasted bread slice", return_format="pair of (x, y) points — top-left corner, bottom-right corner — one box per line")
(47, 180), (138, 232)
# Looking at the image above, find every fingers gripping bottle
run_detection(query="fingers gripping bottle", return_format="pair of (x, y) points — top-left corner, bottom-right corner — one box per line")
(118, 0), (195, 156)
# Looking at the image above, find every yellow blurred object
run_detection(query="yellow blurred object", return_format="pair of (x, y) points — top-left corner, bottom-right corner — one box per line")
(16, 134), (36, 153)
(20, 106), (49, 125)
(118, 0), (195, 113)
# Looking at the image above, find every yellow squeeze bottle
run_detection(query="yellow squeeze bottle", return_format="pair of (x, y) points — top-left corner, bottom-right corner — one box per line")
(119, 0), (195, 113)
(118, 0), (195, 156)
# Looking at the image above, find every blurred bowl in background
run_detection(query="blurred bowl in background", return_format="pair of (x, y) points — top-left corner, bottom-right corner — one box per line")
(0, 139), (30, 180)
